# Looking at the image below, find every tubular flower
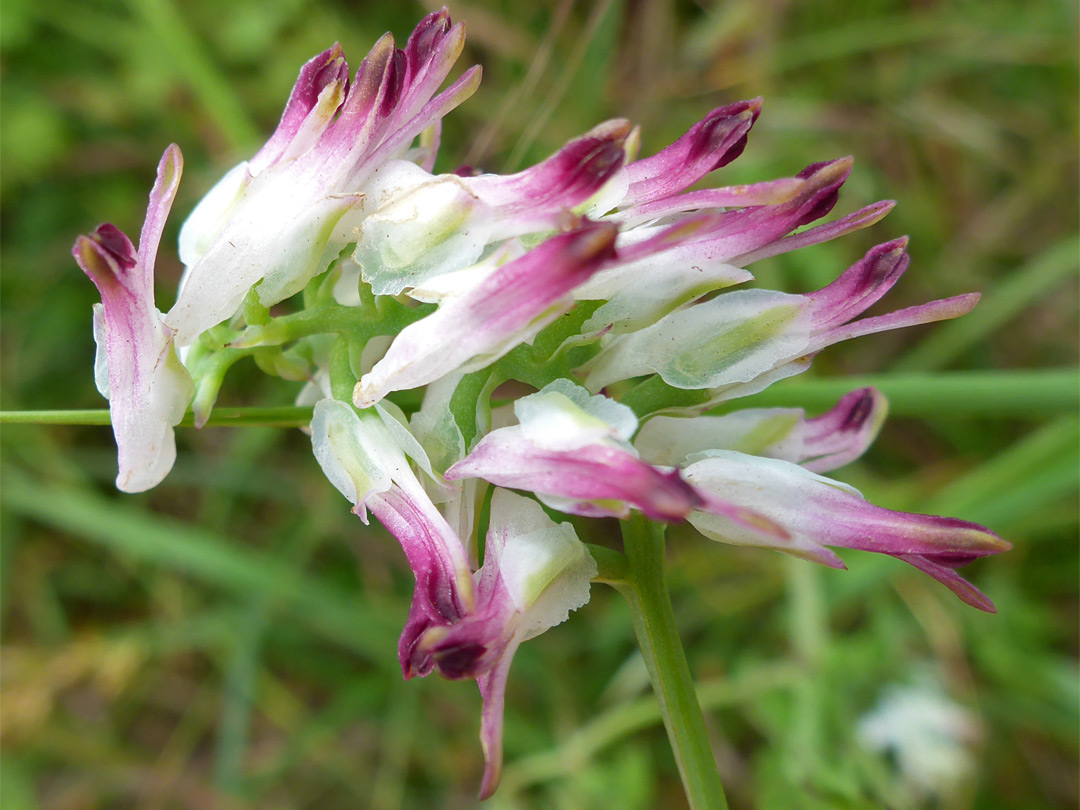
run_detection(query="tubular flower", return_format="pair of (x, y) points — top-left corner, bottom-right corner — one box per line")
(352, 222), (619, 408)
(634, 387), (889, 473)
(680, 449), (1009, 611)
(73, 145), (193, 493)
(583, 238), (979, 398)
(632, 388), (1007, 610)
(75, 10), (1011, 798)
(309, 398), (476, 675)
(446, 379), (781, 535)
(311, 400), (595, 793)
(415, 489), (596, 798)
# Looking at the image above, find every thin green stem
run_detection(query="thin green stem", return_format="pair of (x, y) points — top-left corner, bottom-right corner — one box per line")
(740, 368), (1079, 416)
(4, 368), (1073, 428)
(623, 367), (1079, 419)
(618, 515), (728, 810)
(0, 406), (314, 428)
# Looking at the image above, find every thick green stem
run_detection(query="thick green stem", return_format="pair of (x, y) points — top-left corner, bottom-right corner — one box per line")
(618, 516), (728, 810)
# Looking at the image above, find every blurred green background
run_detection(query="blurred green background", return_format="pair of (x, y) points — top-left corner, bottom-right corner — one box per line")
(1, 0), (1077, 807)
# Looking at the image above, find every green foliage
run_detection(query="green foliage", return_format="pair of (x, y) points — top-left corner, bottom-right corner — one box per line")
(1, 0), (1076, 807)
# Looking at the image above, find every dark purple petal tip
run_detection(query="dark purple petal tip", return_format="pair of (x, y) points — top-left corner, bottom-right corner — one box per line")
(793, 157), (854, 226)
(809, 239), (911, 331)
(695, 97), (762, 170)
(73, 226), (139, 292)
(405, 8), (453, 72)
(91, 224), (139, 270)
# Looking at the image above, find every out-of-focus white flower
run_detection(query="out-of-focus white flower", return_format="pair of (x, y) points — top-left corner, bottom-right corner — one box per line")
(858, 684), (981, 798)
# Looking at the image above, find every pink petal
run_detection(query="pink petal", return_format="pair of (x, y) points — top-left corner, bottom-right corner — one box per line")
(468, 119), (631, 220)
(731, 200), (895, 266)
(623, 99), (762, 206)
(476, 639), (520, 799)
(807, 238), (910, 332)
(249, 45), (350, 174)
(620, 175), (806, 221)
(817, 294), (980, 347)
(73, 146), (191, 493)
(800, 387), (888, 473)
(893, 554), (997, 612)
(354, 221), (617, 406)
(370, 486), (476, 679)
(446, 426), (702, 522)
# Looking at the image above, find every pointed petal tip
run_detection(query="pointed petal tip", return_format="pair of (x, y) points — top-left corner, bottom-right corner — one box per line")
(370, 30), (396, 57)
(161, 142), (183, 167)
(871, 237), (910, 264)
(594, 117), (634, 142)
(462, 63), (483, 86)
(317, 41), (346, 64)
(855, 200), (897, 226)
(801, 155), (854, 184)
(822, 155), (854, 177)
(953, 579), (998, 613)
(992, 541), (1012, 555)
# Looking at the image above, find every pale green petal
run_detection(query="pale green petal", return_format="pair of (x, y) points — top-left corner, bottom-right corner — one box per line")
(635, 408), (805, 466)
(514, 378), (637, 451)
(585, 289), (810, 391)
(310, 399), (395, 509)
(487, 490), (595, 639)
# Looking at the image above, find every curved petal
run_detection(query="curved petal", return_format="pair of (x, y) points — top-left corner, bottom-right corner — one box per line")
(446, 425), (702, 522)
(622, 99), (761, 206)
(74, 145), (193, 493)
(635, 387), (887, 473)
(684, 450), (1008, 610)
(354, 221), (618, 407)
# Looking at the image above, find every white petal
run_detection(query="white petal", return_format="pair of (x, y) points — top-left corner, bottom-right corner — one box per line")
(486, 490), (595, 638)
(514, 378), (638, 451)
(91, 303), (110, 399)
(635, 408), (805, 467)
(310, 399), (395, 510)
(356, 174), (493, 296)
(177, 161), (250, 268)
(585, 289), (810, 392)
(168, 172), (360, 346)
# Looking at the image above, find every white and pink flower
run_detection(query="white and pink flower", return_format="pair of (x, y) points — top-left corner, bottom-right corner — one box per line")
(73, 145), (193, 492)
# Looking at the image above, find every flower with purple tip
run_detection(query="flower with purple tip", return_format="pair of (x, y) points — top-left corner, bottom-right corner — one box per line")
(73, 145), (193, 493)
(167, 10), (480, 347)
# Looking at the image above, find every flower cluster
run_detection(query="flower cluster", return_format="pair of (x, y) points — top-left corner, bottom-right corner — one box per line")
(74, 10), (1007, 796)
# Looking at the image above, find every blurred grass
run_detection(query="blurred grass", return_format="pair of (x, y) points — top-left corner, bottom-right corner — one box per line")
(1, 0), (1077, 808)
